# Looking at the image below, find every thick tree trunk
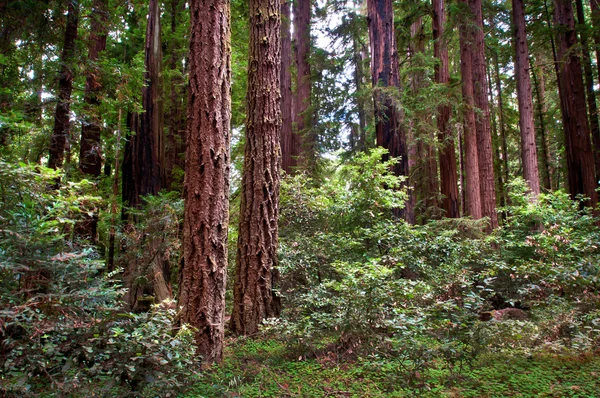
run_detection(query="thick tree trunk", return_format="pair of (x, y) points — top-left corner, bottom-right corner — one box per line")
(469, 0), (498, 229)
(232, 0), (281, 336)
(458, 0), (482, 219)
(48, 0), (78, 170)
(293, 0), (313, 170)
(433, 0), (459, 218)
(79, 0), (108, 177)
(280, 0), (294, 173)
(554, 0), (598, 208)
(576, 0), (600, 181)
(178, 0), (231, 364)
(512, 0), (541, 198)
(367, 0), (410, 220)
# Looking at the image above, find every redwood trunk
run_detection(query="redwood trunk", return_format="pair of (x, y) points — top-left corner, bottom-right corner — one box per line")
(554, 0), (598, 207)
(280, 0), (294, 173)
(48, 0), (78, 170)
(367, 0), (410, 220)
(469, 0), (498, 229)
(512, 0), (541, 197)
(179, 0), (231, 363)
(79, 0), (108, 177)
(433, 0), (459, 218)
(293, 0), (312, 170)
(576, 0), (600, 181)
(459, 0), (482, 219)
(232, 0), (281, 335)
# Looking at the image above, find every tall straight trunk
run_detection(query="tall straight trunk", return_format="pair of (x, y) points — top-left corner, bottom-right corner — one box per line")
(591, 0), (600, 88)
(433, 0), (459, 218)
(554, 0), (598, 208)
(352, 11), (367, 152)
(280, 0), (294, 173)
(576, 0), (600, 180)
(232, 0), (281, 336)
(79, 0), (108, 177)
(179, 0), (231, 364)
(367, 0), (410, 220)
(488, 62), (506, 213)
(469, 0), (498, 229)
(122, 0), (170, 310)
(122, 0), (164, 212)
(293, 0), (313, 170)
(512, 0), (541, 197)
(491, 55), (509, 206)
(48, 0), (79, 170)
(531, 56), (553, 190)
(458, 0), (482, 219)
(164, 0), (186, 189)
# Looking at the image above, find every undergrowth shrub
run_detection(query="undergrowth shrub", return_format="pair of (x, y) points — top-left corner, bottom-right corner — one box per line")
(0, 163), (197, 396)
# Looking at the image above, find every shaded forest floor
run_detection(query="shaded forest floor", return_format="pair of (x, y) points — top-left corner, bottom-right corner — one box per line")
(183, 338), (600, 397)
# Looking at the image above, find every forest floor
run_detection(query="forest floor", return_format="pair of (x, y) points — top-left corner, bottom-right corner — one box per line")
(182, 338), (600, 397)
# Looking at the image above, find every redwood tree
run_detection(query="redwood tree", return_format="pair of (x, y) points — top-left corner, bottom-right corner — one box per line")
(469, 0), (498, 229)
(433, 0), (459, 218)
(79, 0), (108, 177)
(511, 0), (541, 197)
(367, 0), (410, 219)
(232, 0), (281, 336)
(48, 0), (79, 170)
(458, 0), (482, 219)
(178, 0), (232, 363)
(554, 0), (598, 207)
(280, 0), (294, 173)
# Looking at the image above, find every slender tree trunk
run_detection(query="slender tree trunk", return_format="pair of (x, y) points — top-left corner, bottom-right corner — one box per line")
(554, 0), (598, 208)
(458, 0), (482, 219)
(492, 54), (509, 195)
(576, 0), (600, 181)
(108, 108), (122, 272)
(48, 0), (79, 170)
(280, 0), (294, 173)
(232, 0), (281, 336)
(367, 0), (410, 220)
(512, 0), (541, 197)
(179, 0), (231, 364)
(469, 0), (498, 229)
(79, 0), (108, 177)
(293, 0), (313, 170)
(531, 56), (553, 190)
(352, 12), (367, 152)
(433, 0), (459, 218)
(488, 62), (506, 214)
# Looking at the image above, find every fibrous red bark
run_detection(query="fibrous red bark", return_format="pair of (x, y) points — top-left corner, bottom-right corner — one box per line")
(178, 0), (231, 363)
(232, 0), (281, 336)
(280, 0), (294, 173)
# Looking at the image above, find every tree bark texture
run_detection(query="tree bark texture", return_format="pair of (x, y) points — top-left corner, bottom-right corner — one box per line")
(433, 0), (459, 218)
(121, 0), (164, 212)
(292, 0), (313, 170)
(79, 0), (108, 177)
(232, 0), (281, 336)
(469, 0), (498, 229)
(512, 0), (541, 197)
(554, 0), (598, 207)
(458, 0), (482, 220)
(576, 0), (600, 182)
(532, 56), (554, 190)
(367, 0), (409, 220)
(280, 0), (294, 173)
(179, 0), (231, 364)
(48, 0), (79, 170)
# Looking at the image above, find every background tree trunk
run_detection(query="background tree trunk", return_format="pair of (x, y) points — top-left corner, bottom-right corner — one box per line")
(48, 0), (79, 170)
(232, 0), (281, 336)
(178, 0), (231, 364)
(554, 0), (598, 208)
(458, 0), (482, 219)
(79, 0), (108, 177)
(512, 0), (541, 197)
(280, 0), (294, 173)
(469, 0), (498, 229)
(367, 0), (410, 220)
(433, 0), (459, 218)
